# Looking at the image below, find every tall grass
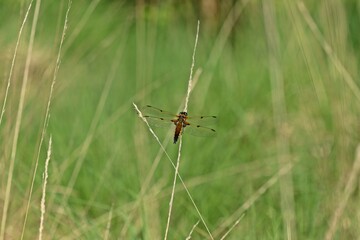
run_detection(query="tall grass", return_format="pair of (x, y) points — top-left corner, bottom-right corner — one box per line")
(1, 0), (42, 238)
(1, 0), (360, 239)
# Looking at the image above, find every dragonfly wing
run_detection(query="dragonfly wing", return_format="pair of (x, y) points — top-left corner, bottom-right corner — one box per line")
(187, 115), (217, 125)
(141, 105), (175, 117)
(140, 105), (177, 128)
(143, 115), (175, 128)
(183, 124), (217, 137)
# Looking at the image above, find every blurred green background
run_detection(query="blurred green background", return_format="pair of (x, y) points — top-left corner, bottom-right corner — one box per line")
(1, 0), (360, 239)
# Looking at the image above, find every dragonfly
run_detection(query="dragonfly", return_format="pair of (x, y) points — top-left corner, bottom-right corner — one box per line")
(141, 105), (217, 144)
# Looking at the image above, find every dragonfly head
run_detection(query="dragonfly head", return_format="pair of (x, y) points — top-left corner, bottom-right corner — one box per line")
(179, 111), (188, 116)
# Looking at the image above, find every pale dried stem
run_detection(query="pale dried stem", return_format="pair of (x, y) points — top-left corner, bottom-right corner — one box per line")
(219, 213), (245, 240)
(120, 70), (201, 237)
(324, 145), (360, 240)
(103, 204), (114, 240)
(163, 20), (214, 240)
(297, 1), (360, 102)
(21, 1), (72, 239)
(185, 220), (200, 240)
(183, 20), (200, 113)
(0, 0), (42, 238)
(164, 137), (183, 240)
(133, 103), (213, 240)
(64, 0), (101, 51)
(49, 20), (130, 237)
(213, 162), (294, 238)
(0, 0), (34, 126)
(38, 137), (52, 240)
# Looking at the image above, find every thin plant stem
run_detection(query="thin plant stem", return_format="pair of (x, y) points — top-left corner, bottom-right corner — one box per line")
(38, 137), (52, 240)
(21, 1), (72, 239)
(184, 20), (200, 112)
(213, 162), (294, 238)
(0, 0), (34, 127)
(324, 145), (360, 240)
(103, 203), (114, 240)
(164, 137), (183, 240)
(0, 0), (42, 238)
(185, 220), (200, 240)
(163, 20), (214, 240)
(297, 1), (360, 102)
(133, 103), (213, 240)
(219, 214), (245, 240)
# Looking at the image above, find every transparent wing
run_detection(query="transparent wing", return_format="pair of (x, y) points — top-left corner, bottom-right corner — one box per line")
(140, 105), (177, 128)
(143, 115), (175, 128)
(141, 105), (176, 117)
(183, 123), (217, 137)
(187, 115), (217, 125)
(185, 115), (217, 137)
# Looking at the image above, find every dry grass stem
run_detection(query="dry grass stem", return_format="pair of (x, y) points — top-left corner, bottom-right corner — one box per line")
(133, 103), (213, 240)
(184, 20), (200, 112)
(120, 104), (175, 238)
(324, 144), (360, 240)
(263, 1), (297, 239)
(164, 20), (215, 240)
(121, 68), (203, 237)
(219, 213), (245, 240)
(103, 204), (114, 240)
(297, 1), (360, 102)
(181, 68), (202, 107)
(64, 0), (101, 52)
(213, 162), (294, 238)
(50, 19), (132, 236)
(185, 220), (200, 240)
(164, 137), (183, 240)
(38, 137), (52, 240)
(0, 0), (42, 238)
(0, 0), (34, 127)
(21, 1), (72, 238)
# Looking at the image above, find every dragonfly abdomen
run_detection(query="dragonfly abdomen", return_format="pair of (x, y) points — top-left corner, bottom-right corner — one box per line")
(174, 122), (183, 143)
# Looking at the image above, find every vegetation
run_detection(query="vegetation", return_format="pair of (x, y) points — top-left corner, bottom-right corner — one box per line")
(1, 0), (360, 239)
